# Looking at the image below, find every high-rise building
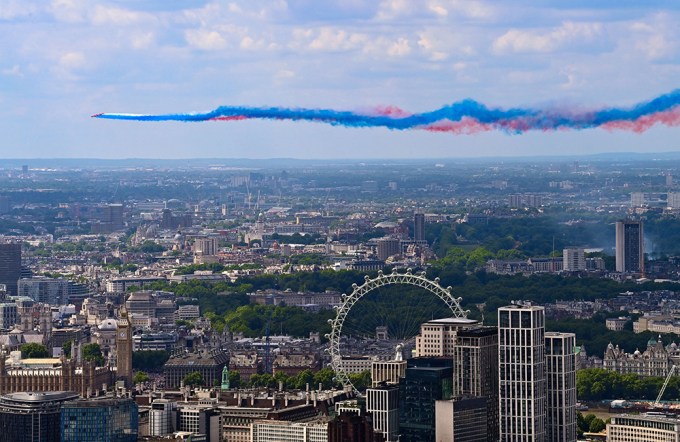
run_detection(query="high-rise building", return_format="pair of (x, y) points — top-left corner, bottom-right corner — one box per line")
(452, 326), (499, 442)
(18, 276), (68, 305)
(0, 302), (18, 330)
(414, 317), (479, 357)
(366, 386), (399, 442)
(149, 399), (177, 437)
(413, 213), (425, 242)
(435, 396), (488, 442)
(0, 243), (21, 296)
(0, 391), (79, 442)
(615, 220), (644, 274)
(630, 192), (646, 207)
(176, 402), (221, 442)
(545, 332), (577, 442)
(399, 358), (453, 442)
(376, 238), (401, 261)
(498, 305), (547, 442)
(562, 248), (586, 272)
(105, 203), (125, 231)
(194, 237), (219, 256)
(60, 397), (139, 442)
(668, 192), (680, 209)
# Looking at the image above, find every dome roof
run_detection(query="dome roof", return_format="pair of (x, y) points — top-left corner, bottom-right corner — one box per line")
(98, 318), (118, 330)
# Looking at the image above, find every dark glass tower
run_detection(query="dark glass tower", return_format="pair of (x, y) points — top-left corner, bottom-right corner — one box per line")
(0, 243), (21, 296)
(398, 358), (453, 442)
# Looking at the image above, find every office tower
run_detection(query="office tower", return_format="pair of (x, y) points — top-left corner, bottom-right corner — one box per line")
(414, 317), (479, 357)
(376, 238), (401, 261)
(105, 203), (124, 231)
(116, 305), (132, 387)
(149, 399), (177, 436)
(414, 212), (425, 242)
(194, 237), (219, 256)
(0, 391), (79, 442)
(176, 402), (221, 442)
(498, 305), (547, 442)
(18, 276), (68, 305)
(366, 386), (399, 442)
(0, 243), (21, 296)
(615, 220), (644, 274)
(630, 192), (645, 207)
(60, 397), (139, 442)
(562, 248), (585, 272)
(453, 327), (499, 442)
(399, 358), (453, 442)
(509, 194), (523, 208)
(435, 397), (488, 442)
(0, 302), (17, 330)
(545, 332), (577, 442)
(669, 192), (680, 209)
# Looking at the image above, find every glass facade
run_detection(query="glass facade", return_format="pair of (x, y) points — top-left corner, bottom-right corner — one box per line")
(60, 398), (138, 442)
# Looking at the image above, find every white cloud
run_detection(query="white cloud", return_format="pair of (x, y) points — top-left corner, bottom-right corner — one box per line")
(91, 5), (152, 26)
(1, 65), (22, 76)
(0, 0), (38, 20)
(185, 29), (228, 50)
(493, 21), (603, 53)
(59, 51), (86, 69)
(49, 0), (89, 23)
(627, 15), (678, 60)
(292, 27), (368, 52)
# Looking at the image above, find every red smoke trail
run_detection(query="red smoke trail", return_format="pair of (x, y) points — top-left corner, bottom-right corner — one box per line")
(209, 116), (248, 121)
(420, 118), (492, 134)
(371, 105), (412, 118)
(601, 108), (680, 133)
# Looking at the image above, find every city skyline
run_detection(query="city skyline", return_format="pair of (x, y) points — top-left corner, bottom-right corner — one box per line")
(1, 1), (679, 159)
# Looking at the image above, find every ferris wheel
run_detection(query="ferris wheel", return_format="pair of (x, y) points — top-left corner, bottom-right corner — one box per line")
(326, 268), (468, 392)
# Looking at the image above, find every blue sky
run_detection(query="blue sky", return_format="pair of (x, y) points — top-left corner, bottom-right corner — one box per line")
(1, 0), (679, 159)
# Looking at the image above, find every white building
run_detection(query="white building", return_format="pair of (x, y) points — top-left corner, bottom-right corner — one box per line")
(414, 317), (479, 357)
(562, 248), (585, 272)
(545, 332), (577, 442)
(608, 413), (680, 442)
(366, 386), (399, 442)
(149, 399), (177, 436)
(251, 420), (328, 442)
(498, 305), (547, 442)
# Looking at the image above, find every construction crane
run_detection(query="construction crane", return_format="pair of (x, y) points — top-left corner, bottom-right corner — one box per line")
(655, 365), (678, 407)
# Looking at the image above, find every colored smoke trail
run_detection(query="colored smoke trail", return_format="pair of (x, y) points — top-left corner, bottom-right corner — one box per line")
(93, 89), (680, 134)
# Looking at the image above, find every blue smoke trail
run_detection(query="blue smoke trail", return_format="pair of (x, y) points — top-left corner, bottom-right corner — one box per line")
(93, 89), (680, 133)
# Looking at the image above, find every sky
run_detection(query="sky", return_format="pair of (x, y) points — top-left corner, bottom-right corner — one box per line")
(1, 0), (680, 159)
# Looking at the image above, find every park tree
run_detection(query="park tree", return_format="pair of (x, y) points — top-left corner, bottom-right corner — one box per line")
(183, 371), (204, 387)
(62, 340), (73, 358)
(82, 343), (105, 366)
(20, 343), (49, 359)
(133, 371), (150, 384)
